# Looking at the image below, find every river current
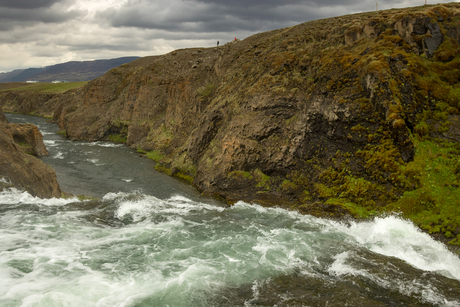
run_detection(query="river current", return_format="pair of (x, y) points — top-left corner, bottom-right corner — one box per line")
(1, 114), (460, 307)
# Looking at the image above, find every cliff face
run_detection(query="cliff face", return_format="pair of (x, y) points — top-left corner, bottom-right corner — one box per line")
(4, 123), (49, 156)
(0, 91), (61, 117)
(2, 4), (460, 242)
(0, 109), (61, 198)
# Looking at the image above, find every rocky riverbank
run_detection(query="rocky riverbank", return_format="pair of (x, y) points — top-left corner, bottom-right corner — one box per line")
(1, 3), (460, 246)
(0, 109), (61, 198)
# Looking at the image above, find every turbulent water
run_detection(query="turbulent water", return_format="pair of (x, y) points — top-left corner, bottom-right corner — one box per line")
(1, 114), (460, 307)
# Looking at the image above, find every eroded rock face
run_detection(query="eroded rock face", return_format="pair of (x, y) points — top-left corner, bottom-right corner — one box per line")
(5, 123), (49, 156)
(0, 92), (60, 117)
(0, 110), (61, 198)
(0, 111), (6, 123)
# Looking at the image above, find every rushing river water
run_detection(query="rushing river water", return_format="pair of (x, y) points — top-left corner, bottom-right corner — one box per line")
(1, 114), (460, 307)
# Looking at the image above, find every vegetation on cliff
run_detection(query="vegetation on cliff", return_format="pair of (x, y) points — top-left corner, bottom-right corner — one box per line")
(1, 3), (460, 246)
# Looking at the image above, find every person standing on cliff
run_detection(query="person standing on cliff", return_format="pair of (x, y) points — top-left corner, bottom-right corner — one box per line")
(217, 41), (219, 46)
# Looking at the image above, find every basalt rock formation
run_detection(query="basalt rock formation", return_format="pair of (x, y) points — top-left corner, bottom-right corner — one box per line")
(2, 4), (460, 243)
(0, 109), (61, 198)
(0, 110), (6, 123)
(0, 91), (61, 117)
(5, 123), (49, 156)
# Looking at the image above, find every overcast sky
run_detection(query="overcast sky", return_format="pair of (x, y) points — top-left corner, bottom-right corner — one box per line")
(0, 0), (457, 72)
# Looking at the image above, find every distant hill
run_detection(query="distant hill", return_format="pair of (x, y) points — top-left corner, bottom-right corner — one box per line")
(3, 68), (47, 83)
(0, 57), (140, 83)
(0, 69), (27, 82)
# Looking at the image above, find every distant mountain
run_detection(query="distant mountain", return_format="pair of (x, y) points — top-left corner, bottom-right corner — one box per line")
(0, 69), (26, 82)
(0, 57), (140, 83)
(5, 68), (47, 82)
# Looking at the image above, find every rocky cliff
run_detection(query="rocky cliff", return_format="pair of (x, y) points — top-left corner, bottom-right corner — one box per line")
(0, 109), (61, 198)
(2, 4), (460, 244)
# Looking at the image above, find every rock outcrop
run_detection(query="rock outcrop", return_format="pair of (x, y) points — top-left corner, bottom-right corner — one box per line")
(0, 109), (61, 198)
(4, 123), (49, 156)
(0, 110), (6, 123)
(0, 91), (61, 118)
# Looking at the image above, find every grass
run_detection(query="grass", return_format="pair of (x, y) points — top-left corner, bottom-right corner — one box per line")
(108, 134), (127, 143)
(196, 82), (215, 100)
(391, 138), (460, 245)
(0, 82), (88, 93)
(145, 150), (165, 162)
(315, 136), (460, 245)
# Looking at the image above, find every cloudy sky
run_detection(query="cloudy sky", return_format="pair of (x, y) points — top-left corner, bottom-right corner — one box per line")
(0, 0), (456, 72)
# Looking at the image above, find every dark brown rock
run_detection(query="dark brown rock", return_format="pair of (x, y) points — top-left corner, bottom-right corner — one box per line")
(0, 110), (6, 123)
(5, 123), (49, 156)
(425, 22), (443, 56)
(0, 110), (61, 198)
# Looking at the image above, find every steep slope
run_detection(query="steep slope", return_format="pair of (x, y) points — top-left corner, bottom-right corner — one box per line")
(2, 4), (460, 244)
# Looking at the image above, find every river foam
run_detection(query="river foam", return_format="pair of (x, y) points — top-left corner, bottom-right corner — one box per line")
(337, 215), (460, 280)
(1, 189), (459, 306)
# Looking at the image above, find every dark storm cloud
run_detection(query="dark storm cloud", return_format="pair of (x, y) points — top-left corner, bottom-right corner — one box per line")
(0, 1), (83, 31)
(195, 0), (358, 8)
(97, 0), (382, 35)
(0, 0), (64, 9)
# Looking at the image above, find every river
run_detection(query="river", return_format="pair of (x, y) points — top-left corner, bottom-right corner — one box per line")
(1, 114), (460, 307)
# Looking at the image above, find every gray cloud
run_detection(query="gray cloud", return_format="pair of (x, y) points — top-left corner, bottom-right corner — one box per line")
(98, 0), (320, 33)
(96, 0), (392, 35)
(0, 0), (84, 31)
(0, 0), (63, 9)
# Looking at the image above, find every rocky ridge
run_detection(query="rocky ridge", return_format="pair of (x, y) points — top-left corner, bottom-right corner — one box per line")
(2, 4), (460, 244)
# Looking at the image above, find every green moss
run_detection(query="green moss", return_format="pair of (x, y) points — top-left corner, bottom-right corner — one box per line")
(174, 172), (194, 184)
(146, 150), (165, 162)
(154, 164), (172, 175)
(314, 183), (334, 199)
(146, 123), (174, 149)
(228, 170), (253, 180)
(108, 134), (127, 143)
(351, 124), (368, 132)
(254, 169), (271, 190)
(196, 82), (216, 100)
(325, 198), (377, 219)
(390, 139), (460, 243)
(76, 195), (99, 201)
(170, 152), (197, 176)
(280, 179), (297, 191)
(356, 139), (402, 182)
(414, 121), (430, 137)
(450, 234), (460, 246)
(57, 129), (67, 138)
